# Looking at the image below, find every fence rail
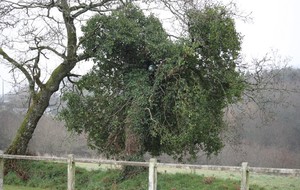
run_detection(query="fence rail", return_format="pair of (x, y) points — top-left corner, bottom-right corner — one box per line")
(75, 157), (149, 167)
(2, 154), (68, 162)
(1, 153), (300, 190)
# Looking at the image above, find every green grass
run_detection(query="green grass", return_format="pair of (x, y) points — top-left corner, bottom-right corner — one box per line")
(246, 173), (300, 190)
(156, 165), (300, 190)
(76, 162), (300, 190)
(4, 160), (263, 190)
(5, 160), (299, 190)
(4, 185), (47, 190)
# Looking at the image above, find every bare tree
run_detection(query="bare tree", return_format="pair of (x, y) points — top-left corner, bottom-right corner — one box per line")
(0, 0), (140, 155)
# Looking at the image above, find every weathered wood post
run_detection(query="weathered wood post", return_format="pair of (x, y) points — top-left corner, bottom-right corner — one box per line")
(148, 158), (157, 190)
(0, 152), (3, 190)
(68, 154), (75, 190)
(241, 162), (249, 190)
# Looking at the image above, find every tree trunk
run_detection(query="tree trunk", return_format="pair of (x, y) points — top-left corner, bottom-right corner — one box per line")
(5, 89), (54, 154)
(119, 106), (145, 181)
(125, 125), (142, 157)
(5, 60), (77, 155)
(119, 126), (144, 181)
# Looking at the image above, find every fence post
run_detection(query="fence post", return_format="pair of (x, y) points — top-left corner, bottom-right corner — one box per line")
(0, 152), (3, 190)
(68, 154), (75, 190)
(241, 162), (249, 190)
(148, 158), (157, 190)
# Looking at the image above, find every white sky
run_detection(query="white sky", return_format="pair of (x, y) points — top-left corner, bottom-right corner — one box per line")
(235, 0), (300, 68)
(1, 0), (300, 94)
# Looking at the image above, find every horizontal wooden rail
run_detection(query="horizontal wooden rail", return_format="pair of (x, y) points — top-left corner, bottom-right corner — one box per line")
(157, 163), (241, 172)
(249, 166), (300, 176)
(2, 154), (68, 162)
(1, 153), (299, 176)
(157, 162), (300, 176)
(75, 157), (149, 167)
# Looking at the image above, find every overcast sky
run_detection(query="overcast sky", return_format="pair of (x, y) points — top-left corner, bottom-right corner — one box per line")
(235, 0), (300, 68)
(1, 0), (300, 94)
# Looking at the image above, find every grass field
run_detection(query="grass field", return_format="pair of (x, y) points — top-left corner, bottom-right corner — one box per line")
(158, 166), (300, 190)
(2, 160), (256, 190)
(3, 161), (299, 190)
(76, 162), (300, 190)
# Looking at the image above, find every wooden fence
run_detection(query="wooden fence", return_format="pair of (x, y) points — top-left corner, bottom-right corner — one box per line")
(1, 153), (300, 190)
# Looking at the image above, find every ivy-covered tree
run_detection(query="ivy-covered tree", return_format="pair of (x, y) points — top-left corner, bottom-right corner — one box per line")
(60, 4), (244, 160)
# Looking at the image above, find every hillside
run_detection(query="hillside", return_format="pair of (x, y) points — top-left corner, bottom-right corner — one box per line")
(193, 68), (300, 168)
(0, 104), (94, 157)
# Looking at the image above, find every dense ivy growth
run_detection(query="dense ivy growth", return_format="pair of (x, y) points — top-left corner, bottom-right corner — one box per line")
(60, 4), (244, 160)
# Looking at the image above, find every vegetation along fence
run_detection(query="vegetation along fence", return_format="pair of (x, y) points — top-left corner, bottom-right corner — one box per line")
(1, 153), (300, 190)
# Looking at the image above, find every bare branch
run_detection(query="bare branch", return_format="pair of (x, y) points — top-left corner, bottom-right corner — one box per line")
(29, 46), (67, 59)
(71, 0), (114, 18)
(67, 73), (81, 84)
(0, 47), (37, 98)
(0, 48), (33, 85)
(1, 0), (57, 10)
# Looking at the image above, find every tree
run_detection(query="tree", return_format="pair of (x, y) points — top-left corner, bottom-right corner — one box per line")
(0, 0), (137, 155)
(60, 3), (244, 160)
(0, 0), (237, 157)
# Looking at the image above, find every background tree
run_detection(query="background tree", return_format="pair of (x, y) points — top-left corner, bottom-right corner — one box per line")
(60, 3), (244, 160)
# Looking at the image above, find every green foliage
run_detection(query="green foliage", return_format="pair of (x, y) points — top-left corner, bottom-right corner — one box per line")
(81, 4), (171, 70)
(60, 3), (245, 159)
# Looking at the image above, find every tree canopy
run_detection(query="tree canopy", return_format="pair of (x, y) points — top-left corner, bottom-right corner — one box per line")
(60, 3), (244, 160)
